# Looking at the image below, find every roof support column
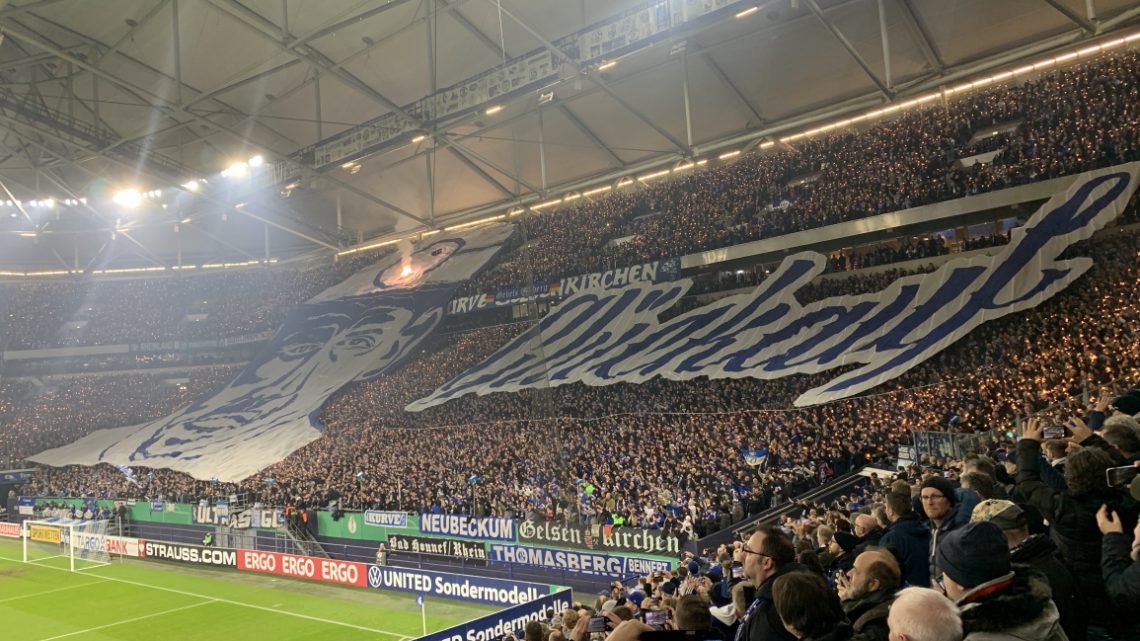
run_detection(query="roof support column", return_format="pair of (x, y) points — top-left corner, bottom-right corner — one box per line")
(878, 0), (892, 89)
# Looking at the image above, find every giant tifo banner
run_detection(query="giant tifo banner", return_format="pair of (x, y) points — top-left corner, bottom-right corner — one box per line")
(410, 164), (1140, 410)
(417, 588), (573, 641)
(447, 258), (681, 315)
(30, 225), (513, 481)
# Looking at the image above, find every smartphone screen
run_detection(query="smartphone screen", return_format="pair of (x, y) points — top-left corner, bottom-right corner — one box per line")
(645, 610), (669, 625)
(731, 566), (745, 579)
(1107, 466), (1139, 487)
(587, 617), (607, 633)
(1042, 425), (1066, 440)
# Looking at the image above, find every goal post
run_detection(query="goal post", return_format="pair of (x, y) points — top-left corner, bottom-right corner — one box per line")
(22, 519), (113, 572)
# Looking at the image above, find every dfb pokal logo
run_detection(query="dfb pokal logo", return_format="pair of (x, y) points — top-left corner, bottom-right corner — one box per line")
(367, 565), (383, 589)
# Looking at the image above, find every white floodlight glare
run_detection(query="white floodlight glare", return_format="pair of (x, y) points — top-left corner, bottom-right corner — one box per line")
(112, 188), (142, 208)
(248, 154), (265, 167)
(222, 161), (249, 178)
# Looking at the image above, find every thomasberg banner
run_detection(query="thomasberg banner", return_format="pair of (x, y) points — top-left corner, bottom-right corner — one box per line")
(517, 520), (680, 556)
(410, 164), (1140, 411)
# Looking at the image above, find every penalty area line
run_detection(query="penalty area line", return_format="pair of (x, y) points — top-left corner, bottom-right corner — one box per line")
(0, 554), (409, 639)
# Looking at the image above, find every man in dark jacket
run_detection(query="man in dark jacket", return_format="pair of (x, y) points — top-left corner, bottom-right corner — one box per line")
(836, 548), (898, 641)
(852, 514), (883, 553)
(741, 524), (802, 641)
(936, 522), (1067, 641)
(878, 491), (930, 589)
(1017, 417), (1140, 637)
(971, 498), (1086, 641)
(1097, 505), (1140, 636)
(918, 476), (977, 583)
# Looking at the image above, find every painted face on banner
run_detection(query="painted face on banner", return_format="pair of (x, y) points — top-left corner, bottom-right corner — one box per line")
(120, 290), (443, 464)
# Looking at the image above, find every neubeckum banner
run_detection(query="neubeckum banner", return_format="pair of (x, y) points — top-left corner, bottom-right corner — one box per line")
(365, 565), (552, 606)
(0, 522), (20, 538)
(517, 520), (680, 556)
(237, 549), (368, 588)
(488, 544), (672, 577)
(142, 541), (237, 567)
(417, 588), (574, 641)
(388, 534), (488, 565)
(419, 514), (516, 541)
(365, 511), (409, 528)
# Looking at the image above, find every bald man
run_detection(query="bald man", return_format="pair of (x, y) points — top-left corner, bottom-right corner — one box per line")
(836, 548), (901, 641)
(854, 513), (884, 550)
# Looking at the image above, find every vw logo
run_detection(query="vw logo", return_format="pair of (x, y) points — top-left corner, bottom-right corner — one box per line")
(367, 565), (383, 588)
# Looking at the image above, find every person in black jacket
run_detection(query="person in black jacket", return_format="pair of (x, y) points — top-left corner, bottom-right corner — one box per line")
(836, 548), (898, 641)
(878, 491), (931, 589)
(970, 498), (1086, 641)
(1096, 504), (1140, 639)
(1017, 416), (1140, 637)
(772, 572), (852, 641)
(741, 524), (802, 641)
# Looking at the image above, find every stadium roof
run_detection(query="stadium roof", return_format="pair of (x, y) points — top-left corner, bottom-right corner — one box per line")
(0, 0), (1138, 271)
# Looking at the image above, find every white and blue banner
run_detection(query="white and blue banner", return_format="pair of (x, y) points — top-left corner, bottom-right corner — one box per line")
(417, 588), (573, 641)
(742, 448), (769, 468)
(488, 543), (672, 577)
(364, 510), (409, 528)
(30, 225), (514, 482)
(411, 164), (1140, 410)
(419, 514), (516, 541)
(447, 258), (681, 315)
(0, 469), (35, 484)
(364, 564), (552, 606)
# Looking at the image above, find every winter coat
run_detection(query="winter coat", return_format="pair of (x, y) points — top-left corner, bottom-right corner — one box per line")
(1010, 534), (1086, 641)
(743, 564), (804, 641)
(879, 514), (931, 588)
(1101, 532), (1140, 619)
(957, 569), (1068, 641)
(841, 589), (892, 641)
(1017, 437), (1140, 628)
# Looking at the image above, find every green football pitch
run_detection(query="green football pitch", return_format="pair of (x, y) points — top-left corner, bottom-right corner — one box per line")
(0, 539), (497, 641)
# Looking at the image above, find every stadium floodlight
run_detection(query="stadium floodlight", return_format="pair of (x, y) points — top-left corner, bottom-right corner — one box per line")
(43, 198), (54, 208)
(736, 6), (759, 18)
(485, 105), (503, 115)
(222, 161), (249, 178)
(248, 154), (265, 167)
(182, 179), (201, 192)
(597, 60), (617, 71)
(112, 188), (142, 208)
(412, 134), (426, 143)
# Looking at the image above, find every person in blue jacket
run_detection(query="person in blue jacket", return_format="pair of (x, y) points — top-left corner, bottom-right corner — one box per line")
(878, 491), (931, 589)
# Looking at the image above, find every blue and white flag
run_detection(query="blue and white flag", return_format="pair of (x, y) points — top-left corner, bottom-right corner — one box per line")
(417, 594), (425, 607)
(115, 464), (140, 486)
(30, 225), (513, 482)
(742, 448), (769, 468)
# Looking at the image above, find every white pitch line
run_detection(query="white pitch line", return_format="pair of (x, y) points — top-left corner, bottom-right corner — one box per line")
(34, 599), (216, 641)
(0, 579), (110, 604)
(0, 554), (408, 638)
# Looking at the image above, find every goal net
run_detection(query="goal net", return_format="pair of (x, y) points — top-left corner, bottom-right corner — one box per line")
(22, 518), (113, 572)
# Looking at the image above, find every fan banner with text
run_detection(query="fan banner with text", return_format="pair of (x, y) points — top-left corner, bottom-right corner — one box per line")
(30, 225), (514, 482)
(409, 164), (1140, 411)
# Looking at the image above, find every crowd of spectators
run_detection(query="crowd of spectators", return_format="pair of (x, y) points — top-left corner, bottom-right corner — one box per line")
(0, 247), (390, 350)
(0, 366), (240, 468)
(18, 219), (1140, 547)
(550, 401), (1140, 641)
(461, 49), (1140, 298)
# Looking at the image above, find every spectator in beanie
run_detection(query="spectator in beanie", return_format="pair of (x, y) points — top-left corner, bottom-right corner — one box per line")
(935, 522), (1066, 641)
(971, 499), (1085, 641)
(918, 476), (975, 585)
(828, 531), (859, 589)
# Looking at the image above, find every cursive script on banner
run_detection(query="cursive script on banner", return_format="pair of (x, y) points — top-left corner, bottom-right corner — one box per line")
(409, 165), (1140, 411)
(517, 520), (680, 556)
